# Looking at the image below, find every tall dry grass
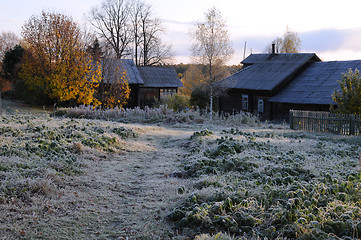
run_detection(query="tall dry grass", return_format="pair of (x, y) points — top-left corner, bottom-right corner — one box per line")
(55, 105), (260, 126)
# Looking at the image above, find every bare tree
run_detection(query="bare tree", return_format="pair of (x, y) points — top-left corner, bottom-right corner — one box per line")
(189, 7), (234, 117)
(130, 0), (173, 66)
(0, 31), (20, 62)
(88, 0), (172, 65)
(89, 0), (133, 58)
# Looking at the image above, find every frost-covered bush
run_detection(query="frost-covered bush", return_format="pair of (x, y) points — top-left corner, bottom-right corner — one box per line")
(0, 114), (137, 203)
(155, 94), (190, 112)
(169, 128), (361, 239)
(54, 105), (261, 127)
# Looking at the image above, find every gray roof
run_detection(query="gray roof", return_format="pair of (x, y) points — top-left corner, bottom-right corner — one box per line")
(101, 59), (182, 88)
(102, 59), (144, 85)
(215, 53), (320, 91)
(138, 66), (183, 88)
(270, 60), (361, 105)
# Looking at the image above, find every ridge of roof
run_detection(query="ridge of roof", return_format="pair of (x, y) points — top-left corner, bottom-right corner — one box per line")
(242, 53), (321, 65)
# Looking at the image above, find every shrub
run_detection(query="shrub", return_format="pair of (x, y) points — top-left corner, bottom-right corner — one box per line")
(190, 86), (210, 111)
(332, 68), (361, 115)
(157, 94), (190, 112)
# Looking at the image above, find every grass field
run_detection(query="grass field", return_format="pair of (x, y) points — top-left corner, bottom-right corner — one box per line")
(1, 102), (361, 239)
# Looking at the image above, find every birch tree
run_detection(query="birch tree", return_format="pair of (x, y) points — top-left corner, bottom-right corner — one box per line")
(189, 7), (234, 116)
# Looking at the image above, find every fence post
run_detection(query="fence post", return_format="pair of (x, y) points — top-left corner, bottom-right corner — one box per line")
(336, 114), (341, 134)
(350, 114), (355, 135)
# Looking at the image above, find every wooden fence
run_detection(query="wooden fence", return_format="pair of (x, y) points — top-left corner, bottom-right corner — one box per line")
(289, 110), (361, 135)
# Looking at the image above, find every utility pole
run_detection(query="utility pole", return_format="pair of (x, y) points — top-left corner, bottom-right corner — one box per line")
(243, 41), (247, 60)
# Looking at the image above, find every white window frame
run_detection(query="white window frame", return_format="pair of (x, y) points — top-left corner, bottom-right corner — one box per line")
(242, 94), (249, 110)
(258, 99), (264, 113)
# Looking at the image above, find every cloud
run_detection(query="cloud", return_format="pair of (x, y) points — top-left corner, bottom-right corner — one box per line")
(340, 28), (361, 51)
(162, 19), (193, 27)
(300, 28), (345, 52)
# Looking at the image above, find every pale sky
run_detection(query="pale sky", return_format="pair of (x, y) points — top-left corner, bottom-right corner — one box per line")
(1, 0), (361, 64)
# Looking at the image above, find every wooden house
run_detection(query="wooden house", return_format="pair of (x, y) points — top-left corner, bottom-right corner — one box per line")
(216, 52), (321, 120)
(137, 66), (183, 107)
(101, 59), (183, 108)
(269, 60), (361, 119)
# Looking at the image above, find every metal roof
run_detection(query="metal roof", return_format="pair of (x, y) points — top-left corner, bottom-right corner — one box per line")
(138, 66), (183, 88)
(270, 60), (361, 105)
(215, 53), (320, 91)
(101, 59), (144, 85)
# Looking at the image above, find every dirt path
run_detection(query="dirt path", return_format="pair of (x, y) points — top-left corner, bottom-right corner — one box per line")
(73, 125), (194, 239)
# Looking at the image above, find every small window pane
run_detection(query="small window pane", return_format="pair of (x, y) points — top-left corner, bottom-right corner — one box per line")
(242, 95), (248, 110)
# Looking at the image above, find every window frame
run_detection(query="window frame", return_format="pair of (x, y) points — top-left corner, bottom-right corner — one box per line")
(242, 94), (249, 111)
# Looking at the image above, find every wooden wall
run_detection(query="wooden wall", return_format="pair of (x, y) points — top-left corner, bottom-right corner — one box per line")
(219, 89), (273, 120)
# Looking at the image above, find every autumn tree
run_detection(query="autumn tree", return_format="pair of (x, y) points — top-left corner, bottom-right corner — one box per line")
(331, 68), (361, 115)
(20, 11), (101, 105)
(189, 7), (234, 115)
(266, 27), (301, 53)
(179, 65), (206, 97)
(99, 58), (130, 108)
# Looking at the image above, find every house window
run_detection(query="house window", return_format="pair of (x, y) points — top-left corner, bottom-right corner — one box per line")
(258, 99), (264, 113)
(242, 95), (249, 110)
(160, 88), (176, 99)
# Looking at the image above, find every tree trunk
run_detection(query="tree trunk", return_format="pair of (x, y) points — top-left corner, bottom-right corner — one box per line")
(209, 62), (213, 119)
(209, 86), (213, 119)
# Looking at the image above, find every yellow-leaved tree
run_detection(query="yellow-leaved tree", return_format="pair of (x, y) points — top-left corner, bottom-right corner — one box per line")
(20, 11), (101, 105)
(179, 65), (207, 97)
(98, 58), (130, 109)
(101, 68), (130, 109)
